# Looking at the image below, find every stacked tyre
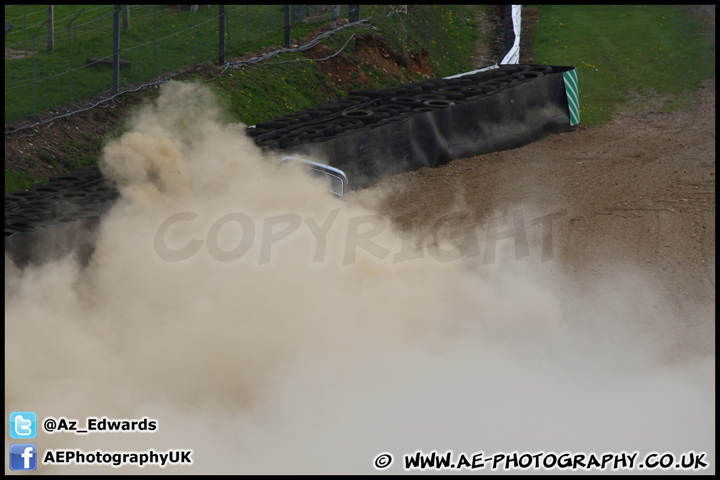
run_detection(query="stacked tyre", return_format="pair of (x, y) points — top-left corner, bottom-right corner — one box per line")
(250, 64), (555, 151)
(5, 168), (118, 239)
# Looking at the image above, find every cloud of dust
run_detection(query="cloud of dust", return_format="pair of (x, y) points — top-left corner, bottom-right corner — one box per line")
(5, 81), (714, 474)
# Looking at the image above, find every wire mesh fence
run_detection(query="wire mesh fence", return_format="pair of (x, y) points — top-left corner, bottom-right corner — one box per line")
(4, 5), (351, 130)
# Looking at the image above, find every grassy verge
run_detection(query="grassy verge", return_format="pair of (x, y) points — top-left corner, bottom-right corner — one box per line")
(5, 168), (42, 192)
(206, 5), (479, 126)
(532, 5), (715, 124)
(4, 5), (345, 123)
(5, 5), (480, 192)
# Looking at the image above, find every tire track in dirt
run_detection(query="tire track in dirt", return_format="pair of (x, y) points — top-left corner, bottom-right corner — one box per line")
(357, 79), (715, 359)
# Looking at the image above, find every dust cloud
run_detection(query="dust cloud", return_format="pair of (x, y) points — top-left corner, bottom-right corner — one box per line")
(5, 81), (714, 474)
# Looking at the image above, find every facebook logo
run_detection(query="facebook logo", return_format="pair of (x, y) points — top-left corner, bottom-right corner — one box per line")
(10, 444), (37, 471)
(10, 412), (36, 439)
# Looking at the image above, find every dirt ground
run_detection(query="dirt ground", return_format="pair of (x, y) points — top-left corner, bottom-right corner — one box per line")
(5, 6), (715, 357)
(352, 5), (716, 360)
(359, 79), (715, 359)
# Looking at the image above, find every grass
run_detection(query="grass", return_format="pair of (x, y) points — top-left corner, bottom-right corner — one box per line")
(5, 168), (45, 192)
(4, 5), (347, 123)
(369, 5), (479, 77)
(532, 5), (715, 124)
(5, 5), (715, 191)
(5, 5), (481, 192)
(182, 5), (482, 128)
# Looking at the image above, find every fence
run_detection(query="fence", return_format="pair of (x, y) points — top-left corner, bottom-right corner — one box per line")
(4, 5), (354, 130)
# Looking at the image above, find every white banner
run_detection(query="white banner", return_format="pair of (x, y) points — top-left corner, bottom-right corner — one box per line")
(500, 5), (522, 64)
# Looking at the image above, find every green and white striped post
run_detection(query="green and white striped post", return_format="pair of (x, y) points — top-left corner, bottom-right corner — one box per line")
(563, 68), (580, 126)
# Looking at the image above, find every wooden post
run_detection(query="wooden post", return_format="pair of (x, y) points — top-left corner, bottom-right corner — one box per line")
(122, 5), (129, 29)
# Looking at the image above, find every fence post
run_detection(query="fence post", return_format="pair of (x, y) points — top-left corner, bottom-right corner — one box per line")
(123, 5), (130, 29)
(349, 5), (360, 23)
(332, 5), (339, 29)
(284, 5), (290, 48)
(113, 5), (120, 94)
(192, 7), (196, 66)
(219, 5), (226, 64)
(47, 5), (54, 52)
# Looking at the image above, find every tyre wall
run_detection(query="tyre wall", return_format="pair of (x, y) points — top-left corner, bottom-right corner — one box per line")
(287, 65), (577, 189)
(6, 64), (578, 264)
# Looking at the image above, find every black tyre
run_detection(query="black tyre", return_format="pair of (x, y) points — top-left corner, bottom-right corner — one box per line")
(254, 132), (287, 147)
(29, 185), (71, 196)
(444, 78), (473, 86)
(367, 110), (390, 121)
(388, 96), (423, 108)
(340, 95), (372, 104)
(305, 108), (333, 119)
(8, 190), (43, 202)
(382, 104), (412, 113)
(481, 78), (518, 89)
(437, 86), (471, 99)
(27, 198), (61, 215)
(464, 86), (490, 97)
(421, 99), (455, 109)
(73, 167), (102, 180)
(414, 93), (447, 102)
(497, 65), (519, 74)
(278, 112), (311, 123)
(256, 118), (298, 130)
(16, 207), (54, 222)
(371, 106), (407, 117)
(527, 65), (553, 74)
(56, 210), (101, 222)
(314, 103), (344, 113)
(278, 136), (300, 149)
(30, 180), (74, 190)
(332, 102), (356, 111)
(89, 183), (118, 194)
(411, 82), (437, 92)
(6, 212), (41, 223)
(397, 84), (424, 95)
(5, 220), (39, 234)
(510, 71), (544, 83)
(424, 79), (448, 87)
(56, 191), (94, 206)
(464, 72), (494, 84)
(318, 123), (343, 137)
(326, 117), (364, 131)
(76, 203), (112, 214)
(49, 174), (90, 186)
(488, 69), (511, 79)
(340, 109), (377, 125)
(347, 88), (394, 99)
(413, 107), (440, 113)
(286, 127), (324, 141)
(86, 191), (118, 203)
(5, 194), (29, 210)
(246, 127), (273, 138)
